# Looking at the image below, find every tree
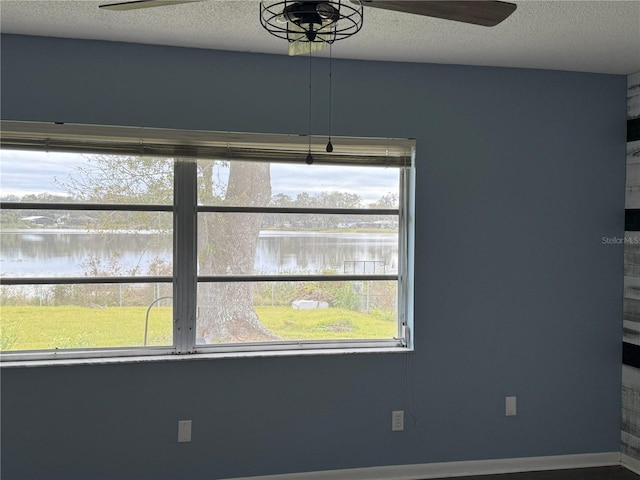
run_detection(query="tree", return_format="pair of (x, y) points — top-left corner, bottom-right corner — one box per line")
(197, 161), (277, 342)
(263, 193), (294, 229)
(272, 191), (363, 229)
(316, 192), (362, 228)
(318, 191), (362, 209)
(61, 155), (277, 343)
(368, 192), (399, 228)
(58, 155), (174, 204)
(369, 192), (398, 209)
(57, 155), (174, 231)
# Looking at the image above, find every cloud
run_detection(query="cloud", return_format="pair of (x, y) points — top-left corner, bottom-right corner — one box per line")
(0, 150), (87, 198)
(270, 163), (398, 203)
(1, 151), (400, 204)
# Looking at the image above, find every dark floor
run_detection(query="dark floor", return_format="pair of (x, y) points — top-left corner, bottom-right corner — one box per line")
(434, 466), (639, 480)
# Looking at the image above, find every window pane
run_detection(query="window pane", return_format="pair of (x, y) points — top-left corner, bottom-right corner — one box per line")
(0, 150), (173, 205)
(195, 280), (397, 344)
(197, 159), (400, 209)
(1, 211), (172, 277)
(198, 213), (398, 276)
(0, 283), (173, 351)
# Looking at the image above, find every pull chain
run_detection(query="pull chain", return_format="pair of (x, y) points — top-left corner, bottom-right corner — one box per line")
(306, 45), (314, 165)
(326, 43), (333, 153)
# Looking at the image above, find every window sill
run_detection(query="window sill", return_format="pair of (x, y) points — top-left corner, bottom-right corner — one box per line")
(0, 345), (411, 368)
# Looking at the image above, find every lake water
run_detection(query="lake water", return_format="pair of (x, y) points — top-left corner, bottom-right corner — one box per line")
(0, 229), (398, 277)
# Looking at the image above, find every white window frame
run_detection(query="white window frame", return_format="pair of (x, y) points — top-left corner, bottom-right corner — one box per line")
(0, 121), (415, 363)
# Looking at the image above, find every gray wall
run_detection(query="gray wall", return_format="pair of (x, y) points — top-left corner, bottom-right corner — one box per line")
(0, 34), (627, 480)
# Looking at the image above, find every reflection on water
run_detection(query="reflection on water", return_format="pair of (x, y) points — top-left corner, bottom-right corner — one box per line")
(0, 230), (172, 277)
(255, 232), (397, 274)
(1, 230), (398, 277)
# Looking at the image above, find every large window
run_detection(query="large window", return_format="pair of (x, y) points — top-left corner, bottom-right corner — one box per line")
(0, 122), (414, 361)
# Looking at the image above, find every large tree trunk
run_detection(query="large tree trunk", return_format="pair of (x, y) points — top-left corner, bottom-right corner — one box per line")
(197, 161), (277, 343)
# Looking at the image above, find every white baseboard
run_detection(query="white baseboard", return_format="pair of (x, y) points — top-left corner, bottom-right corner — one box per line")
(228, 452), (621, 480)
(622, 453), (640, 475)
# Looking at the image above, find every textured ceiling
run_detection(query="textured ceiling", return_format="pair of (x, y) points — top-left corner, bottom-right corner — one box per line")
(1, 0), (639, 74)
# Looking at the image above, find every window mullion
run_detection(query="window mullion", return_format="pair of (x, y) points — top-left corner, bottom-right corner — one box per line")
(173, 159), (197, 354)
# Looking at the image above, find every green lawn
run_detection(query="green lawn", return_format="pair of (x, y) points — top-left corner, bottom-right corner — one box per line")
(0, 305), (396, 351)
(256, 306), (396, 340)
(0, 306), (173, 351)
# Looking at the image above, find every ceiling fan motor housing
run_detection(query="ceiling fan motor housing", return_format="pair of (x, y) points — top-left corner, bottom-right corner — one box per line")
(260, 0), (364, 44)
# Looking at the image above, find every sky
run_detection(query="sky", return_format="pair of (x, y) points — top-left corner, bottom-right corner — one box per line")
(0, 150), (399, 204)
(0, 150), (84, 199)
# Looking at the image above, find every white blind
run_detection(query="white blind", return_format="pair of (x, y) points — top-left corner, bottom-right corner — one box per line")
(0, 121), (414, 167)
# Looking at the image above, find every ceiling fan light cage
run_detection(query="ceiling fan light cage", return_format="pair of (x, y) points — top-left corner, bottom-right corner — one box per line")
(260, 1), (363, 44)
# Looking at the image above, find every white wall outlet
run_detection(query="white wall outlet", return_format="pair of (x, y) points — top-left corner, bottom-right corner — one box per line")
(392, 410), (404, 431)
(178, 420), (192, 442)
(505, 396), (517, 416)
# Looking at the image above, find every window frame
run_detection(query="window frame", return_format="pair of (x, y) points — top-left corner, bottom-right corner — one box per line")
(0, 121), (415, 363)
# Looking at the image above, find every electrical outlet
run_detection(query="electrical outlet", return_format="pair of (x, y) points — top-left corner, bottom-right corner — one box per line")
(392, 410), (404, 431)
(178, 420), (192, 442)
(505, 396), (517, 416)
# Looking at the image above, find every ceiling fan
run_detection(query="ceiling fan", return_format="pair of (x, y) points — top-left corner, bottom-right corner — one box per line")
(99, 0), (517, 55)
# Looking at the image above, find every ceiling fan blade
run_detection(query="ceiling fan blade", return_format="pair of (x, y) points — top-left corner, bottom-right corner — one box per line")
(362, 1), (517, 27)
(99, 0), (200, 11)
